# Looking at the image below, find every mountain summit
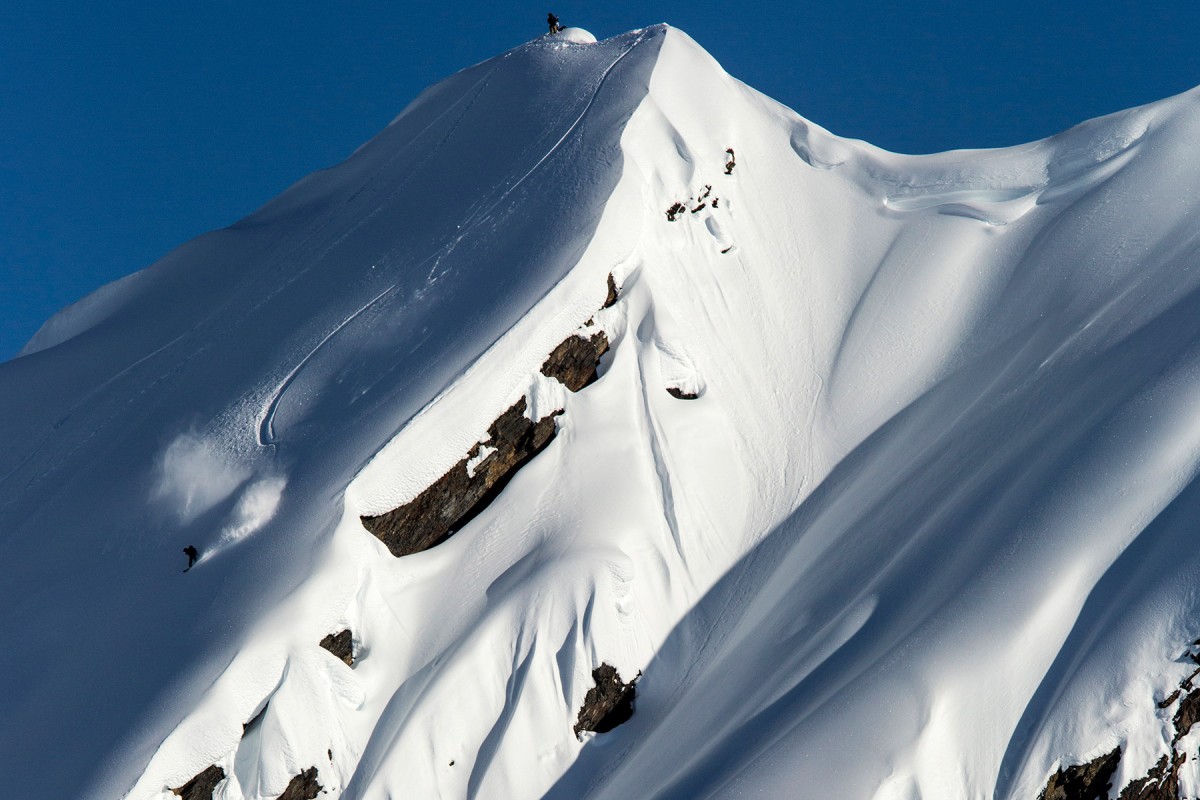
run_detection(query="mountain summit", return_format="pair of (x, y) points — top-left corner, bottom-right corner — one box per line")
(4, 24), (1200, 800)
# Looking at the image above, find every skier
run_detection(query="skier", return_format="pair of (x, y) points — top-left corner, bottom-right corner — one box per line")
(183, 545), (199, 572)
(547, 12), (563, 34)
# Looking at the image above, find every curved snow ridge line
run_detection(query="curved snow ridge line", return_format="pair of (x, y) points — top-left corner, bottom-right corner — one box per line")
(787, 120), (851, 171)
(880, 123), (1151, 226)
(258, 284), (398, 447)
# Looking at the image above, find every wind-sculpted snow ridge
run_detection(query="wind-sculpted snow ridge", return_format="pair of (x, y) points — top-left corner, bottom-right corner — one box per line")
(3, 22), (1200, 800)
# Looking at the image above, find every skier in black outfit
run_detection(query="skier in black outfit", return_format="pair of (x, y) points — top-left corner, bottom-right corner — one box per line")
(548, 13), (562, 34)
(183, 545), (199, 571)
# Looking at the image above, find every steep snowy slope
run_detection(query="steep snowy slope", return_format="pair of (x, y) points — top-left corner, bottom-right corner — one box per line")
(4, 23), (1200, 800)
(0, 27), (661, 800)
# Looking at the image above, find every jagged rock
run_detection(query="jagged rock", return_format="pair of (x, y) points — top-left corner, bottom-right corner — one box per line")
(1038, 747), (1121, 800)
(1173, 686), (1200, 742)
(361, 397), (559, 557)
(541, 331), (609, 392)
(1118, 752), (1185, 800)
(1182, 665), (1200, 689)
(665, 201), (686, 221)
(603, 273), (619, 309)
(277, 766), (321, 800)
(574, 664), (637, 736)
(319, 629), (353, 666)
(172, 765), (225, 800)
(666, 387), (698, 400)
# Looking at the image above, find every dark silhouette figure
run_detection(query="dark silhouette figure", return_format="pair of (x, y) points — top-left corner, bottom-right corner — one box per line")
(183, 545), (199, 572)
(724, 147), (737, 175)
(547, 13), (562, 34)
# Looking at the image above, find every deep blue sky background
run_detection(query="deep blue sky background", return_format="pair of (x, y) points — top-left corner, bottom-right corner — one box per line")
(2, 2), (1198, 362)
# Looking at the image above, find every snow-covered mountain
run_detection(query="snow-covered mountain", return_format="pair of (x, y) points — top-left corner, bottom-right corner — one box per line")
(4, 23), (1200, 800)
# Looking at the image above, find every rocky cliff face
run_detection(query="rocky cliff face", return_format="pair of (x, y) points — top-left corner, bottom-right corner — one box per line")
(171, 766), (225, 800)
(360, 397), (560, 558)
(1037, 749), (1120, 800)
(276, 767), (322, 800)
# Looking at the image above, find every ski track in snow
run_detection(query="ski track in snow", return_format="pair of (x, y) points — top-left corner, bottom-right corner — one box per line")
(258, 284), (398, 447)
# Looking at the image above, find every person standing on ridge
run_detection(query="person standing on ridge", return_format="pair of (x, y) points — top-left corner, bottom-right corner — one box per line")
(548, 12), (562, 34)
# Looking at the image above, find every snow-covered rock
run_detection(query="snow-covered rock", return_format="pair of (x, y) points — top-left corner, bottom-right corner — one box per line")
(4, 21), (1200, 800)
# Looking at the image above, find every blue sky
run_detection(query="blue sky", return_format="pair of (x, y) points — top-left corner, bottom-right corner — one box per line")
(2, 2), (1198, 362)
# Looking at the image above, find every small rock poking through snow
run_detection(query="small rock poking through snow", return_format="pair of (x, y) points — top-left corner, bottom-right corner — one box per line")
(318, 629), (354, 667)
(541, 331), (610, 392)
(574, 664), (638, 736)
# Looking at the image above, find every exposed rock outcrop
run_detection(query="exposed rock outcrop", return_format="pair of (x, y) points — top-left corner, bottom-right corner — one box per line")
(574, 664), (637, 736)
(319, 629), (354, 666)
(1037, 747), (1121, 800)
(361, 397), (559, 557)
(666, 386), (698, 400)
(172, 765), (225, 800)
(362, 278), (615, 558)
(1033, 634), (1200, 799)
(277, 766), (321, 800)
(1157, 689), (1180, 709)
(1173, 687), (1200, 744)
(603, 273), (619, 309)
(541, 331), (609, 392)
(1118, 753), (1185, 800)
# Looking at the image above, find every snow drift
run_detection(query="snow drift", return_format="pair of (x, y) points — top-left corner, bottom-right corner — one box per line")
(3, 22), (1200, 800)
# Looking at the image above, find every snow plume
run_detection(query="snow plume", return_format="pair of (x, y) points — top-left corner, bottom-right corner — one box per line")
(153, 431), (287, 552)
(153, 431), (252, 524)
(217, 476), (288, 547)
